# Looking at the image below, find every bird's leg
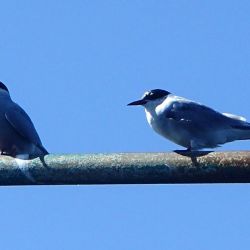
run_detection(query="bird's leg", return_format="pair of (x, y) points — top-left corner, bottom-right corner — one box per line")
(188, 140), (199, 152)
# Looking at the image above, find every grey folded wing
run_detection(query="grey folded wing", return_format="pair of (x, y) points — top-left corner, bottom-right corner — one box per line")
(163, 101), (234, 130)
(5, 104), (48, 153)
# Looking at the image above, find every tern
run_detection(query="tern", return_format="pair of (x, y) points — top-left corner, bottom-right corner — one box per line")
(128, 89), (250, 150)
(0, 82), (48, 159)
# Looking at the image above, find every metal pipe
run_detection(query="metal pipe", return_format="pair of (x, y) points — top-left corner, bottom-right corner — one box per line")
(1, 151), (250, 186)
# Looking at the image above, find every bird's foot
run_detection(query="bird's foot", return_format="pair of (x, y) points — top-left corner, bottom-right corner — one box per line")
(174, 149), (213, 158)
(174, 147), (193, 154)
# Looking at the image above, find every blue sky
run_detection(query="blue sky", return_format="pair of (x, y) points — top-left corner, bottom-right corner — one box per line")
(1, 0), (250, 249)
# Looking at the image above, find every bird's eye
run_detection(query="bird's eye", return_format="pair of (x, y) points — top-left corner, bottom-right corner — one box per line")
(144, 92), (155, 100)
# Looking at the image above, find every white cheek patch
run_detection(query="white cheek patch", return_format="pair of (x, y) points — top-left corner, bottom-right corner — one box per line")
(15, 154), (36, 183)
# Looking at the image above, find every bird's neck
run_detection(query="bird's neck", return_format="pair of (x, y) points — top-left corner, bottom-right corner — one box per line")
(144, 101), (161, 126)
(144, 98), (165, 117)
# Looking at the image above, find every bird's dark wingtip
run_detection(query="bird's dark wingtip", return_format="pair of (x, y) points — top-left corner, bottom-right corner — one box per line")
(232, 125), (250, 130)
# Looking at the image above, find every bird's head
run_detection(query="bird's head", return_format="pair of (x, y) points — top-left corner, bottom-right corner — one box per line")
(127, 89), (170, 108)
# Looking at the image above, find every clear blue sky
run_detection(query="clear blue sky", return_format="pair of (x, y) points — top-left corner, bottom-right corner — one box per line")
(1, 0), (250, 249)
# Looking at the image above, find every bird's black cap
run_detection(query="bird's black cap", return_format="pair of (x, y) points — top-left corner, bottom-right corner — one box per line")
(128, 89), (170, 106)
(0, 82), (9, 92)
(142, 89), (170, 101)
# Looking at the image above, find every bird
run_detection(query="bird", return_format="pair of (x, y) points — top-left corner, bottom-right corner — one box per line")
(0, 81), (48, 159)
(128, 89), (250, 151)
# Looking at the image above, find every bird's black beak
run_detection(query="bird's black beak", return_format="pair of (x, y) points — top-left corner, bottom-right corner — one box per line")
(127, 99), (147, 106)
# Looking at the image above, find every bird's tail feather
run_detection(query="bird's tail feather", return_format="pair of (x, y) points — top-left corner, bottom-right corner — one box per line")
(37, 145), (49, 155)
(230, 123), (250, 140)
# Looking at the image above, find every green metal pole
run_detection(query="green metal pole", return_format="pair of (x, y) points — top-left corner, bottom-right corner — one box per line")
(1, 151), (250, 186)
